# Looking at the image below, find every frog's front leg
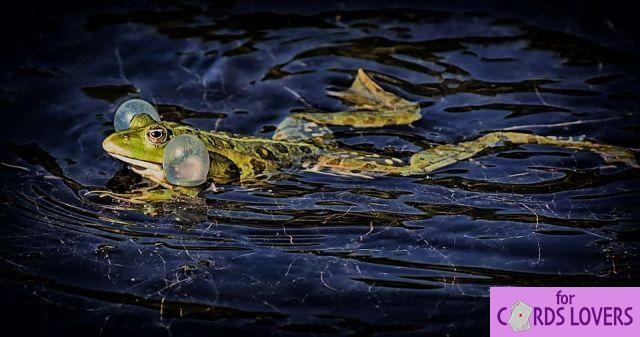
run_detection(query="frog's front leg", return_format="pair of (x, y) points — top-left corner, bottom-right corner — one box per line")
(87, 185), (202, 204)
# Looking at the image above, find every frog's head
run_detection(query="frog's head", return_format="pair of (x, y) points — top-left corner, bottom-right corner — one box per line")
(103, 113), (199, 184)
(103, 114), (172, 182)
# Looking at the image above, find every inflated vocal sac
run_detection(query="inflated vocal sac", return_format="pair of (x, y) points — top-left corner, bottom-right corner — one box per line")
(114, 99), (161, 131)
(163, 134), (210, 187)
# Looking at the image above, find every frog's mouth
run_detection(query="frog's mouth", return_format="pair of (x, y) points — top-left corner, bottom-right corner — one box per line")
(107, 153), (166, 182)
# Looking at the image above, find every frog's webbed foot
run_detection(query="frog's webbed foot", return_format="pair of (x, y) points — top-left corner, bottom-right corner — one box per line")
(326, 68), (419, 117)
(406, 131), (639, 175)
(274, 69), (421, 141)
(477, 132), (639, 168)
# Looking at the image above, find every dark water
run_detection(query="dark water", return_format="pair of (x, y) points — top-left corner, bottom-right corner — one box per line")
(1, 1), (639, 336)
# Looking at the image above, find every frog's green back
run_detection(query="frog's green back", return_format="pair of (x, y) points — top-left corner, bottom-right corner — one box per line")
(195, 130), (321, 181)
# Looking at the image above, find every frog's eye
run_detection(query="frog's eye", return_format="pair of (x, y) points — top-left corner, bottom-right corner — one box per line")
(163, 134), (210, 187)
(146, 125), (169, 145)
(114, 99), (161, 131)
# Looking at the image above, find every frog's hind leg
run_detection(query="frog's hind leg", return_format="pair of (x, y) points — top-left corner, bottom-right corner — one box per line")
(312, 150), (408, 178)
(273, 69), (421, 141)
(405, 131), (638, 175)
(272, 113), (334, 143)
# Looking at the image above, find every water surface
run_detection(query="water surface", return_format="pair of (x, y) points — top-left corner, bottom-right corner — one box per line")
(1, 1), (639, 336)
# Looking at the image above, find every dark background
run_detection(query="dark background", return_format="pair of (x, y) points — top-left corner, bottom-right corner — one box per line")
(0, 1), (640, 336)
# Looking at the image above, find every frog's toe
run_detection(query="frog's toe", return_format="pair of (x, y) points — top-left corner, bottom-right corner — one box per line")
(599, 148), (639, 168)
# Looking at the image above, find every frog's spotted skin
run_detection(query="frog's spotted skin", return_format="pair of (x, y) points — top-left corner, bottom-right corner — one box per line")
(193, 130), (320, 180)
(103, 118), (320, 184)
(102, 69), (638, 202)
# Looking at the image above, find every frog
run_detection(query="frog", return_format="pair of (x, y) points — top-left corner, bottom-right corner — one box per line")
(100, 69), (638, 203)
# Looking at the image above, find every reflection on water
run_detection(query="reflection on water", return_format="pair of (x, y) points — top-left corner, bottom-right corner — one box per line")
(1, 1), (639, 336)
